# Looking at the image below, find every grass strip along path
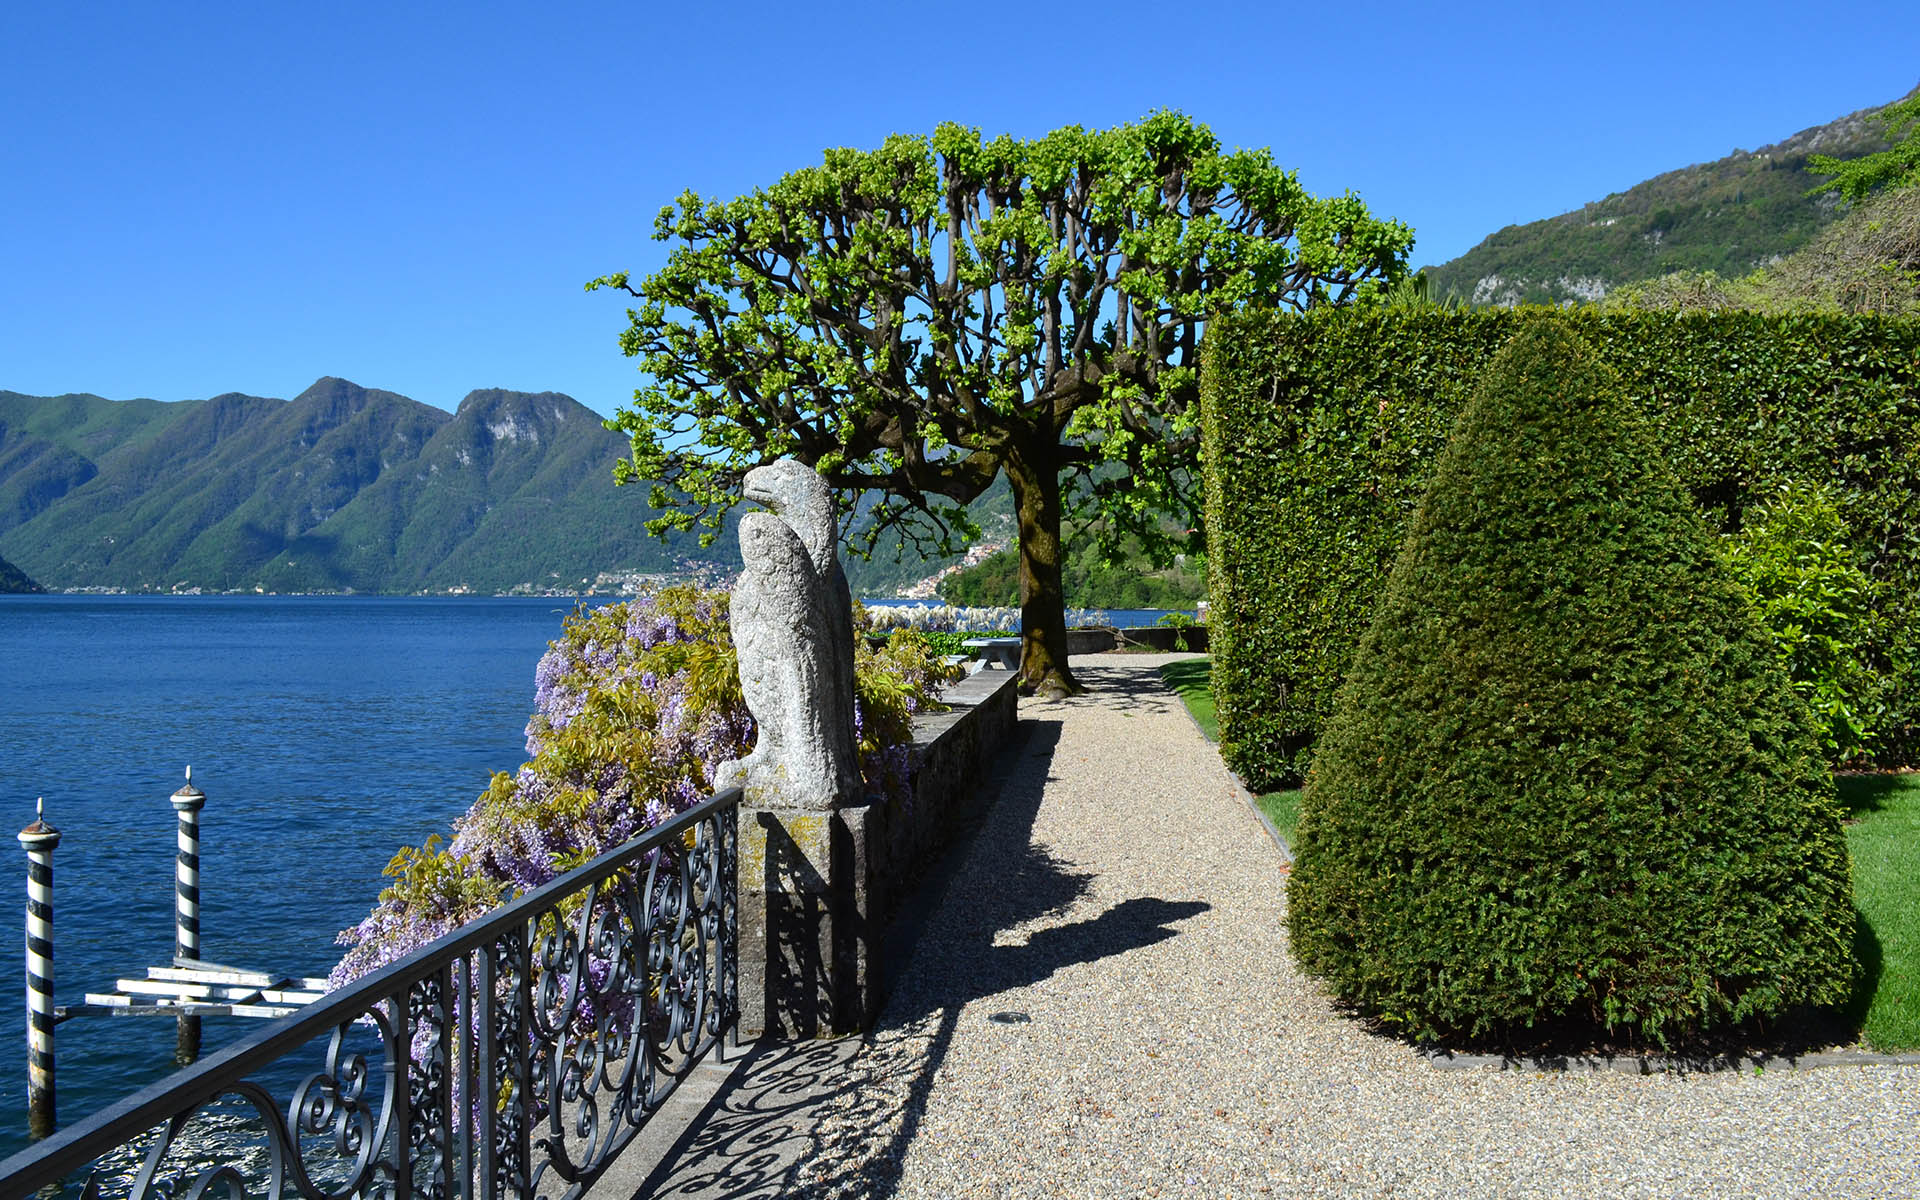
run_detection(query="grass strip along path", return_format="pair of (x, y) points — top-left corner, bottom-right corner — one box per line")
(1837, 771), (1920, 1049)
(1159, 656), (1301, 850)
(1158, 656), (1918, 1052)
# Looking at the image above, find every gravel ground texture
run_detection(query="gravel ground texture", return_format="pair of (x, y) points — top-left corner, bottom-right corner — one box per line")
(644, 653), (1920, 1199)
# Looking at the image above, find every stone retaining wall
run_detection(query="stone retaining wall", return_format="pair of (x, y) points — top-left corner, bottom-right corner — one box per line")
(860, 666), (1019, 942)
(1117, 624), (1209, 652)
(1065, 627), (1117, 654)
(1064, 626), (1210, 653)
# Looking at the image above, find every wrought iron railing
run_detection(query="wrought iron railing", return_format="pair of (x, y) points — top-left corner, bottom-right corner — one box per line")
(1, 788), (741, 1200)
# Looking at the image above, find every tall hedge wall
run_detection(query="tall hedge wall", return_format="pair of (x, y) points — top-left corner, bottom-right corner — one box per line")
(1199, 308), (1920, 790)
(1289, 323), (1856, 1044)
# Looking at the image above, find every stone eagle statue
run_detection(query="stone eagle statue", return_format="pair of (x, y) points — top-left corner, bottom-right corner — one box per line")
(714, 459), (860, 810)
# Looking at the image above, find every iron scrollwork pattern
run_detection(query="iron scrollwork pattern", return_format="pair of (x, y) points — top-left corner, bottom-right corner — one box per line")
(8, 790), (740, 1200)
(488, 926), (530, 1199)
(525, 799), (740, 1198)
(406, 967), (453, 1200)
(92, 1009), (404, 1200)
(284, 1013), (396, 1198)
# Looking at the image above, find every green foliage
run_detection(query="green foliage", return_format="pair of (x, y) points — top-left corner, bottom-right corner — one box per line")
(1200, 307), (1920, 791)
(591, 111), (1409, 688)
(1075, 549), (1206, 610)
(934, 552), (1019, 607)
(1154, 610), (1197, 650)
(852, 629), (967, 798)
(1424, 92), (1908, 307)
(1287, 325), (1857, 1045)
(1809, 93), (1920, 204)
(843, 479), (1014, 598)
(364, 833), (507, 946)
(1598, 269), (1749, 313)
(1380, 269), (1466, 311)
(591, 110), (1409, 549)
(1722, 481), (1885, 762)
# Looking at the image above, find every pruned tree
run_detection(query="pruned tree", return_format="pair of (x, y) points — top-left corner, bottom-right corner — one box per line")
(590, 111), (1411, 695)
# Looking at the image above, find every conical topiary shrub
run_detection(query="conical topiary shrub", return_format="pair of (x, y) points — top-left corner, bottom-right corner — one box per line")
(1286, 321), (1856, 1046)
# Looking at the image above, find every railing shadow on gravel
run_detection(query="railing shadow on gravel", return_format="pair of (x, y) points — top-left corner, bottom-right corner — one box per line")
(622, 709), (1211, 1199)
(2, 789), (742, 1200)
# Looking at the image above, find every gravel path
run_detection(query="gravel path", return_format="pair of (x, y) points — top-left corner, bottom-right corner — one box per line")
(648, 653), (1920, 1199)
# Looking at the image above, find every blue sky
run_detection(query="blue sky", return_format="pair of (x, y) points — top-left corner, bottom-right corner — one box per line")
(3, 2), (1915, 418)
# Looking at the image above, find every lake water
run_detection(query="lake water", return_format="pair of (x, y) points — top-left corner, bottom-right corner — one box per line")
(0, 595), (570, 1160)
(861, 599), (1187, 629)
(0, 593), (1185, 1162)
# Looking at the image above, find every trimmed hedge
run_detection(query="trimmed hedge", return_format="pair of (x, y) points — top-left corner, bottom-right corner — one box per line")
(1200, 308), (1920, 790)
(1287, 324), (1856, 1044)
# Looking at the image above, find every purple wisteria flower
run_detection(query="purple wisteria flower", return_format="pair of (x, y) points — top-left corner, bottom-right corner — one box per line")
(333, 585), (950, 992)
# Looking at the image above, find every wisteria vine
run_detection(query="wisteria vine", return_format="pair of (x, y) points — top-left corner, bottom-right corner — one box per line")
(332, 585), (960, 987)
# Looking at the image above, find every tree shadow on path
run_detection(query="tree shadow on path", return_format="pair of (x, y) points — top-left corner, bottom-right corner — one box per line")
(621, 689), (1210, 1198)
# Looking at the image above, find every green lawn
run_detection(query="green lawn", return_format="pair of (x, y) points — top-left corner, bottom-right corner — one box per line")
(1157, 656), (1218, 741)
(1159, 657), (1299, 849)
(1837, 772), (1920, 1051)
(1255, 789), (1302, 849)
(1158, 656), (1920, 1051)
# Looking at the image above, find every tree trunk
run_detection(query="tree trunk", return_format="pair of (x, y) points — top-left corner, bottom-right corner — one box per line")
(1005, 441), (1083, 698)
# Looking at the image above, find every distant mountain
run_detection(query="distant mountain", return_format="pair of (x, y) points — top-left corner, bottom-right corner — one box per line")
(1426, 87), (1918, 306)
(0, 380), (739, 593)
(0, 553), (39, 593)
(841, 477), (1015, 598)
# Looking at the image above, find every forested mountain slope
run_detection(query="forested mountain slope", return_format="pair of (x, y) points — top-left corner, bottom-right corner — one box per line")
(0, 380), (738, 592)
(1426, 87), (1916, 306)
(0, 553), (39, 592)
(1603, 177), (1920, 315)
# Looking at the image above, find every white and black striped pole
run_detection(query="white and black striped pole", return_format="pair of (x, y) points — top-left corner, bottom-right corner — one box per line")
(171, 767), (205, 1063)
(18, 798), (60, 1138)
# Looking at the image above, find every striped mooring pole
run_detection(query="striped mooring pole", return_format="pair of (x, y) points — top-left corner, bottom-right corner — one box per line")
(171, 767), (205, 1063)
(18, 798), (60, 1139)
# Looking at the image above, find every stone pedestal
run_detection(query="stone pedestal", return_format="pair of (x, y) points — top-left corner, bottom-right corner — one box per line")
(734, 668), (1020, 1040)
(736, 805), (878, 1039)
